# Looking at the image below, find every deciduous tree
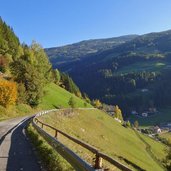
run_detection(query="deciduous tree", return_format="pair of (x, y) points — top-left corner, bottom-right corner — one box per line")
(92, 99), (102, 108)
(0, 79), (17, 107)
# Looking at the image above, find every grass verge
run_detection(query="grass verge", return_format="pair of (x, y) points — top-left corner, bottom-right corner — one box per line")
(0, 104), (36, 121)
(27, 123), (74, 171)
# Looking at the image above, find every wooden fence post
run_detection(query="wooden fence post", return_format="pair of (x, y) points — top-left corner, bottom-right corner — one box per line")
(95, 152), (103, 169)
(55, 130), (58, 138)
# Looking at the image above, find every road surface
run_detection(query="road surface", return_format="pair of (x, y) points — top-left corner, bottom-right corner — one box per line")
(0, 116), (41, 171)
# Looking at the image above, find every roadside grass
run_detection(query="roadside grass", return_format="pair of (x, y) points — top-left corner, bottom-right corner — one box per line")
(129, 107), (171, 127)
(0, 104), (35, 121)
(27, 124), (74, 171)
(39, 83), (92, 109)
(39, 109), (167, 171)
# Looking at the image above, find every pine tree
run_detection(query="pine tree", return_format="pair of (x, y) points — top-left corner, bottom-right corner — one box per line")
(68, 96), (76, 108)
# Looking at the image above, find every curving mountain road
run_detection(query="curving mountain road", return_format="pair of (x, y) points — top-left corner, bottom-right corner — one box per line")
(0, 116), (41, 171)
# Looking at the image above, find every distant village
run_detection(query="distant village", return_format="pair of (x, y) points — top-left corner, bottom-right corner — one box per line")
(103, 103), (171, 136)
(131, 107), (157, 118)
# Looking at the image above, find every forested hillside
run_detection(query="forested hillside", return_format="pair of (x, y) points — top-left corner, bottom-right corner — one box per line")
(45, 35), (138, 70)
(47, 30), (171, 116)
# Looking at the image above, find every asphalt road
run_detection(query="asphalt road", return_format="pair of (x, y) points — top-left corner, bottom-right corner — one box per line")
(0, 116), (41, 171)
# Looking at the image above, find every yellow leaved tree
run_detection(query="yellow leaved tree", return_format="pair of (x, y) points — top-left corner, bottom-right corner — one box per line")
(92, 99), (102, 108)
(0, 79), (17, 107)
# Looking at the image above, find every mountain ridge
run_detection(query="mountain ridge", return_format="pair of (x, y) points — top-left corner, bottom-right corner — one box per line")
(46, 29), (171, 117)
(45, 34), (138, 68)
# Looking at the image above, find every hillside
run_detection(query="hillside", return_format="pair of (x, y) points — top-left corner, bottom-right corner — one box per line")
(47, 29), (171, 120)
(45, 35), (138, 69)
(39, 108), (167, 171)
(39, 83), (92, 109)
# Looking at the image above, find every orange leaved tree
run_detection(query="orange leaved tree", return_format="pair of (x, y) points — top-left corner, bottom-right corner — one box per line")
(0, 79), (17, 107)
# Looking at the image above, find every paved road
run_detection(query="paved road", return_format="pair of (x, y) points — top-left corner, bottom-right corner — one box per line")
(0, 117), (41, 171)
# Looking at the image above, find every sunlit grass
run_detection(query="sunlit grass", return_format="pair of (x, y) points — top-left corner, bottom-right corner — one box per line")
(39, 83), (92, 109)
(39, 109), (167, 171)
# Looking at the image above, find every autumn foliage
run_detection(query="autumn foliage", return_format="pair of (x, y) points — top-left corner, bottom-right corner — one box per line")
(0, 79), (17, 107)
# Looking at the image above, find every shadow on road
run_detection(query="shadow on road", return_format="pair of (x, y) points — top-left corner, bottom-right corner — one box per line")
(6, 120), (41, 171)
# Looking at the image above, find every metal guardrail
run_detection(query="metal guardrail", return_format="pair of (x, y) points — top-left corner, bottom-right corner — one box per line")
(32, 110), (133, 171)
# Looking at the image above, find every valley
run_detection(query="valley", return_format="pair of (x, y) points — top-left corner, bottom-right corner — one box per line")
(46, 30), (171, 128)
(0, 10), (171, 171)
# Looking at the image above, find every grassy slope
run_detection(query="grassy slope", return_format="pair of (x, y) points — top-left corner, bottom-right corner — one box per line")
(39, 83), (92, 109)
(0, 104), (35, 121)
(160, 132), (171, 141)
(40, 109), (167, 171)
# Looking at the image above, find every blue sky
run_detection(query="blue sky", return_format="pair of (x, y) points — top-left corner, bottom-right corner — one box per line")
(1, 0), (171, 48)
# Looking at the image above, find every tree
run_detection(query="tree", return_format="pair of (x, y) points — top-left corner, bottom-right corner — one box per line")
(134, 120), (139, 129)
(114, 105), (123, 121)
(10, 42), (52, 106)
(0, 56), (9, 72)
(76, 91), (82, 98)
(84, 102), (87, 107)
(83, 93), (91, 103)
(123, 121), (131, 128)
(60, 73), (81, 96)
(0, 79), (17, 107)
(129, 79), (136, 88)
(68, 96), (76, 108)
(17, 83), (27, 103)
(53, 69), (61, 85)
(92, 99), (102, 108)
(126, 121), (131, 127)
(10, 58), (44, 106)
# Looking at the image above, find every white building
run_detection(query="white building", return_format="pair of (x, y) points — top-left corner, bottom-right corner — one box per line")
(142, 112), (148, 117)
(131, 110), (138, 115)
(154, 126), (161, 133)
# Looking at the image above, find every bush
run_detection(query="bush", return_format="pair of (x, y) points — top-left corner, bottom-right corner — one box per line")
(123, 121), (131, 128)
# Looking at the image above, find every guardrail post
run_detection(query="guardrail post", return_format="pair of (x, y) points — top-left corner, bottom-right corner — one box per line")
(55, 130), (58, 138)
(95, 152), (102, 169)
